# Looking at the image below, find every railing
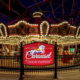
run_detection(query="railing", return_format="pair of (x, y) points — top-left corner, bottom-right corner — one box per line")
(0, 55), (80, 73)
(57, 55), (80, 72)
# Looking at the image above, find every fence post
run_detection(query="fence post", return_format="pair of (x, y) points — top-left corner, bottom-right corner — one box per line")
(22, 63), (24, 75)
(53, 42), (58, 79)
(19, 43), (24, 80)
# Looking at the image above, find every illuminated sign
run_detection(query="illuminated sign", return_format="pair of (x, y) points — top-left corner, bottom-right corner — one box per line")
(23, 42), (54, 66)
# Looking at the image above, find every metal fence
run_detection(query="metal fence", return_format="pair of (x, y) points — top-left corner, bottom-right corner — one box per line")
(57, 55), (80, 72)
(0, 56), (20, 73)
(0, 55), (80, 73)
(0, 43), (80, 80)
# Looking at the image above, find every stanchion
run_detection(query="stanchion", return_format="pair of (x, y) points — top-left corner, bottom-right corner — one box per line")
(19, 43), (24, 80)
(22, 63), (24, 76)
(53, 42), (58, 79)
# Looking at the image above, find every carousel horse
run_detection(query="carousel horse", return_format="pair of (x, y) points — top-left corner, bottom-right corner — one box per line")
(10, 50), (20, 63)
(14, 52), (20, 63)
(10, 49), (16, 56)
(2, 46), (9, 56)
(9, 48), (20, 62)
(26, 45), (45, 58)
(61, 51), (73, 63)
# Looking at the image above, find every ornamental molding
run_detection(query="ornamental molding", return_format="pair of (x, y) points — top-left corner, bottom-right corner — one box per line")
(76, 26), (80, 38)
(40, 21), (49, 37)
(0, 23), (7, 37)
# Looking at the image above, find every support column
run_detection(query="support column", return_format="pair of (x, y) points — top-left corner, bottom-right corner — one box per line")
(62, 39), (64, 49)
(25, 38), (27, 44)
(75, 40), (77, 50)
(53, 42), (58, 79)
(30, 37), (31, 43)
(19, 38), (20, 51)
(27, 37), (28, 44)
(49, 37), (51, 44)
(19, 43), (24, 80)
(51, 38), (52, 44)
(12, 39), (13, 49)
(68, 40), (70, 53)
(9, 37), (11, 51)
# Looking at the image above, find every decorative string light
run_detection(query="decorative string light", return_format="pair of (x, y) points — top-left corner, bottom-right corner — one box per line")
(8, 20), (38, 28)
(76, 26), (80, 38)
(59, 21), (76, 28)
(0, 29), (3, 36)
(33, 12), (43, 15)
(0, 20), (79, 45)
(70, 26), (76, 28)
(8, 20), (76, 38)
(0, 23), (7, 38)
(40, 21), (49, 37)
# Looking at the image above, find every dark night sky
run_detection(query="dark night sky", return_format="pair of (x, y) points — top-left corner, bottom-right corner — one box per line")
(18, 0), (80, 21)
(19, 0), (80, 26)
(1, 0), (80, 25)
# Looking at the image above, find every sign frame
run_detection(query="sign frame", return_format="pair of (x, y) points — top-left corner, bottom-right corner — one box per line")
(23, 42), (54, 66)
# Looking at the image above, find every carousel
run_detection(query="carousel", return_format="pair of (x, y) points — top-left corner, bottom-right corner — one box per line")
(0, 12), (80, 65)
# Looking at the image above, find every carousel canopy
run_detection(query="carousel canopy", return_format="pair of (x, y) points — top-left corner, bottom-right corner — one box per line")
(5, 13), (62, 26)
(0, 0), (80, 40)
(0, 12), (77, 39)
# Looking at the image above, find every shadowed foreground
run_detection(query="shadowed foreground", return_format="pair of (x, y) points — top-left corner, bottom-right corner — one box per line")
(0, 70), (80, 80)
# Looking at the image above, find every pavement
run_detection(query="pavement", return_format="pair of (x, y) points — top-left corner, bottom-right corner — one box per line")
(55, 70), (80, 80)
(0, 70), (80, 80)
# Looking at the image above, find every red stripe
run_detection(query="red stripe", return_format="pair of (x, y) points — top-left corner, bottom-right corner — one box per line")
(9, 0), (10, 11)
(43, 0), (45, 2)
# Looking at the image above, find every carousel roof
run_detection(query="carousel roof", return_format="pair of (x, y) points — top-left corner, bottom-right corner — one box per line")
(5, 16), (62, 26)
(0, 0), (80, 39)
(0, 12), (77, 38)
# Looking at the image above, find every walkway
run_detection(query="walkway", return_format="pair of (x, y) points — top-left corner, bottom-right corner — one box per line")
(55, 70), (80, 80)
(0, 70), (80, 80)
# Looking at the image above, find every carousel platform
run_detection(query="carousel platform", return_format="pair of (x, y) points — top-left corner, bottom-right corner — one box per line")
(0, 70), (80, 80)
